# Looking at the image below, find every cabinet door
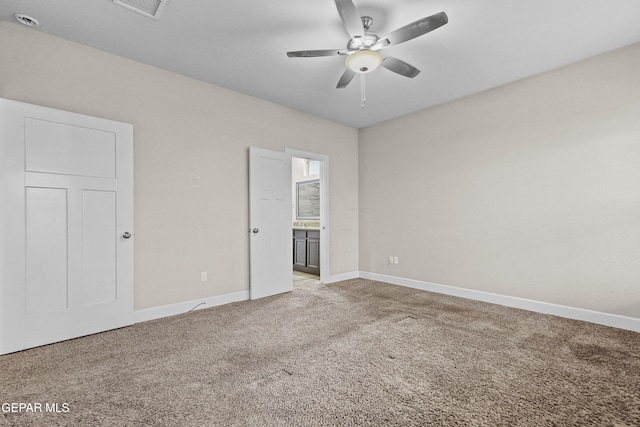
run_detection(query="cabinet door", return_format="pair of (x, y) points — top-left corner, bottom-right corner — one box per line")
(293, 236), (307, 268)
(307, 234), (320, 271)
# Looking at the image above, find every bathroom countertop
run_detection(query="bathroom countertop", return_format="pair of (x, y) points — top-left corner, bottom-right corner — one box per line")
(293, 221), (320, 231)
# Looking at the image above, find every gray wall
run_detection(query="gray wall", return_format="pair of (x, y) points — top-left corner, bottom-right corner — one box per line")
(359, 43), (640, 318)
(0, 22), (359, 310)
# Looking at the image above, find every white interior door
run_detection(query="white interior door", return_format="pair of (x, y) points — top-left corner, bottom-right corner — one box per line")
(249, 147), (292, 300)
(0, 98), (134, 355)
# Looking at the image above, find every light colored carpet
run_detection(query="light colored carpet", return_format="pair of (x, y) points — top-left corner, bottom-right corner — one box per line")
(1, 278), (639, 426)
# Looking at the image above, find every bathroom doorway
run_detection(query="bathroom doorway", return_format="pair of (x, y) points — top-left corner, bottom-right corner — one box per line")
(287, 149), (329, 288)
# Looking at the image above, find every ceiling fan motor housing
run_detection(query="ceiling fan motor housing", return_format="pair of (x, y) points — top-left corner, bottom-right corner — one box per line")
(347, 34), (380, 51)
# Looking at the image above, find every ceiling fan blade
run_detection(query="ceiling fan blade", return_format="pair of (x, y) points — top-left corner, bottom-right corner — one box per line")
(334, 0), (364, 38)
(370, 39), (390, 51)
(287, 49), (346, 57)
(336, 68), (356, 89)
(381, 56), (421, 78)
(381, 11), (448, 47)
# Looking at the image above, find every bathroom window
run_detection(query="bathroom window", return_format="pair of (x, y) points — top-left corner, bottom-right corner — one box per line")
(307, 160), (320, 176)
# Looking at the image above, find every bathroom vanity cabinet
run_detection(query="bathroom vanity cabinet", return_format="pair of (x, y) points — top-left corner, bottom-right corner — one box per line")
(293, 229), (320, 275)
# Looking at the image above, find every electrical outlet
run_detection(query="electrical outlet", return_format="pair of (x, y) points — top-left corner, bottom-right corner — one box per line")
(200, 271), (208, 282)
(393, 256), (399, 265)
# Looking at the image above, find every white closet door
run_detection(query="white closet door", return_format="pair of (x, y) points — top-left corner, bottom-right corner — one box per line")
(0, 98), (134, 355)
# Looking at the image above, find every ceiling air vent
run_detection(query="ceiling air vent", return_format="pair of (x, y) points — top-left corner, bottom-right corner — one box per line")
(113, 0), (168, 20)
(14, 14), (40, 27)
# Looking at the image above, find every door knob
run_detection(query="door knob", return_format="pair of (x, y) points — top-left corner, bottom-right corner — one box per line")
(252, 228), (259, 234)
(122, 232), (132, 239)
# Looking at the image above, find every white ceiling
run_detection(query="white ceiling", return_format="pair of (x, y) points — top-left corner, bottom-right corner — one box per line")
(2, 0), (640, 129)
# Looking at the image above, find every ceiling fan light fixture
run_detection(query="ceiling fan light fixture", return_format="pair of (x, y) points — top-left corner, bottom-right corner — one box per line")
(346, 49), (382, 74)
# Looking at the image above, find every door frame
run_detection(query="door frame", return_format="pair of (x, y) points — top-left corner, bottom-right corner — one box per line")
(286, 149), (329, 282)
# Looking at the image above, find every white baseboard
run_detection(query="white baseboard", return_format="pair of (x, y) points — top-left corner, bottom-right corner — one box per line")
(360, 272), (640, 333)
(324, 271), (360, 284)
(133, 271), (361, 324)
(133, 273), (640, 333)
(134, 290), (249, 324)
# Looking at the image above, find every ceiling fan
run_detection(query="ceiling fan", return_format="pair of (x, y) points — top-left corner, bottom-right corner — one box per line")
(287, 0), (448, 103)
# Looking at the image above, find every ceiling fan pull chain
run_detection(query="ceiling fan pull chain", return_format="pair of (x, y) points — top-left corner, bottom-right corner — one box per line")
(360, 74), (366, 108)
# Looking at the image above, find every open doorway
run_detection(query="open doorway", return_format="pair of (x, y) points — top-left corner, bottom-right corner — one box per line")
(287, 149), (329, 289)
